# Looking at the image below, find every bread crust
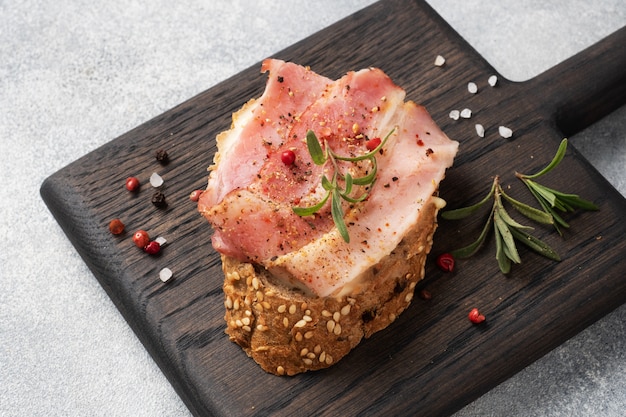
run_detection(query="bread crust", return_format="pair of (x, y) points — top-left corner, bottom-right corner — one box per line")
(221, 195), (444, 376)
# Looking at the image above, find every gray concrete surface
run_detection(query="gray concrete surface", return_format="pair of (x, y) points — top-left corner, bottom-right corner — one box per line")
(2, 1), (624, 415)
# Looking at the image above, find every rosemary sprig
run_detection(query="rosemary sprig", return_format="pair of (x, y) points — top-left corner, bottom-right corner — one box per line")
(442, 138), (598, 274)
(292, 128), (396, 242)
(442, 176), (559, 274)
(515, 138), (599, 235)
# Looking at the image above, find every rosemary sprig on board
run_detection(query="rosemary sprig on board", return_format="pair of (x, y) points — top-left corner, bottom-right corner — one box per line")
(515, 138), (599, 235)
(442, 176), (559, 273)
(442, 138), (598, 274)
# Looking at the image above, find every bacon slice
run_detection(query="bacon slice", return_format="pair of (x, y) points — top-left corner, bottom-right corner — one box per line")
(199, 59), (458, 297)
(200, 60), (331, 208)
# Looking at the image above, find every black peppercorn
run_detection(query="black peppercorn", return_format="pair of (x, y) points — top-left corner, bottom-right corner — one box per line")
(151, 191), (167, 208)
(155, 149), (169, 165)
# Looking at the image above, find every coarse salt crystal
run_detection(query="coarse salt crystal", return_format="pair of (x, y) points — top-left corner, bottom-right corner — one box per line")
(449, 110), (460, 120)
(475, 124), (485, 137)
(488, 75), (498, 87)
(468, 82), (478, 94)
(159, 267), (173, 283)
(460, 108), (472, 119)
(155, 236), (167, 246)
(434, 55), (446, 67)
(499, 126), (513, 138)
(150, 172), (164, 187)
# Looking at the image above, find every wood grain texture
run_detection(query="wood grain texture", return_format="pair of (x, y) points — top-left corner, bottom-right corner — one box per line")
(40, 1), (626, 416)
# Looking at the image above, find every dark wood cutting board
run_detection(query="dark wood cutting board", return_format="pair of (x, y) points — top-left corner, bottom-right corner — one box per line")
(41, 1), (626, 416)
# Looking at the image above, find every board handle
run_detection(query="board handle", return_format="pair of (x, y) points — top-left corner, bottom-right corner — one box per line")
(527, 25), (626, 137)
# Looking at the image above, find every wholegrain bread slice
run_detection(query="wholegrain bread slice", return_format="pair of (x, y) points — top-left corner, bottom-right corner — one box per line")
(221, 195), (445, 376)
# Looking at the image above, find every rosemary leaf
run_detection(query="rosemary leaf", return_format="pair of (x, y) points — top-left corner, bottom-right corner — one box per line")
(519, 138), (568, 179)
(560, 194), (599, 211)
(351, 156), (378, 185)
(526, 183), (569, 232)
(494, 208), (521, 264)
(292, 191), (330, 216)
(509, 227), (561, 261)
(496, 205), (534, 230)
(306, 130), (326, 165)
(500, 187), (554, 225)
(494, 223), (511, 274)
(344, 172), (353, 195)
(340, 190), (369, 204)
(321, 174), (334, 191)
(450, 206), (494, 259)
(536, 183), (599, 211)
(331, 189), (350, 242)
(526, 179), (558, 207)
(441, 180), (495, 220)
(495, 188), (534, 230)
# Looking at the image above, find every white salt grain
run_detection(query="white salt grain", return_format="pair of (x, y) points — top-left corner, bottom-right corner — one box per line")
(159, 267), (173, 283)
(488, 75), (498, 87)
(468, 82), (478, 94)
(499, 126), (513, 138)
(460, 108), (472, 119)
(155, 236), (167, 246)
(449, 110), (460, 120)
(475, 124), (485, 137)
(150, 172), (164, 187)
(434, 55), (446, 67)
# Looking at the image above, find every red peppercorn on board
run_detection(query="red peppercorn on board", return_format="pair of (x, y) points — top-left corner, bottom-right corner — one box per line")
(41, 1), (626, 416)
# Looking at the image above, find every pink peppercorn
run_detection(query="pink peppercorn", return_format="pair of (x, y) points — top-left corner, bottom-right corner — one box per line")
(281, 150), (296, 165)
(144, 240), (161, 255)
(365, 137), (381, 151)
(132, 230), (150, 249)
(468, 308), (486, 324)
(189, 189), (203, 202)
(125, 177), (140, 192)
(109, 219), (125, 235)
(436, 253), (455, 272)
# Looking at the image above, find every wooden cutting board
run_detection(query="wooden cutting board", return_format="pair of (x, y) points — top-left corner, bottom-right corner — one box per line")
(41, 1), (626, 416)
